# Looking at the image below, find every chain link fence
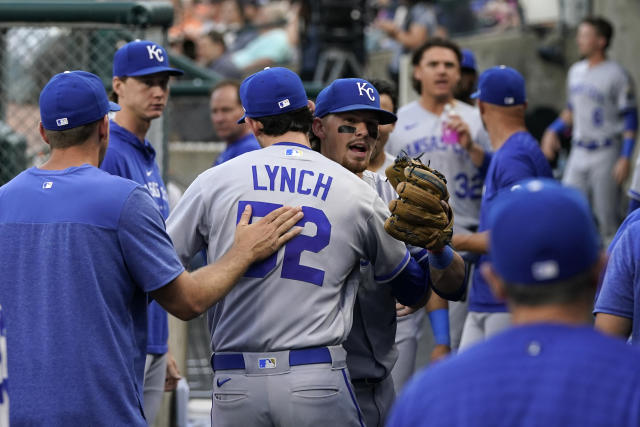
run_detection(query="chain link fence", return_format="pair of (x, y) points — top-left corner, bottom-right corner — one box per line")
(0, 21), (156, 185)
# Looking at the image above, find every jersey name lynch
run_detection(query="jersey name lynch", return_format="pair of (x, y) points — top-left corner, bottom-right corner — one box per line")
(251, 165), (333, 201)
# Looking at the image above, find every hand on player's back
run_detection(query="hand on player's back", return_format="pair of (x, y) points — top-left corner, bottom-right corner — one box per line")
(233, 205), (304, 263)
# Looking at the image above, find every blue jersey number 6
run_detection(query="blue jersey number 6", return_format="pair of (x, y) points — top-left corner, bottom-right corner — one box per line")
(236, 200), (331, 286)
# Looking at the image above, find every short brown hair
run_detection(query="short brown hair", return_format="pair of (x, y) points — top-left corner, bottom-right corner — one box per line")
(43, 119), (102, 149)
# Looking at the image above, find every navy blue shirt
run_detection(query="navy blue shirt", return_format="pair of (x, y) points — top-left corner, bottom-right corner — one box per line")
(213, 132), (261, 166)
(101, 120), (171, 354)
(470, 131), (552, 312)
(0, 166), (184, 425)
(388, 324), (640, 427)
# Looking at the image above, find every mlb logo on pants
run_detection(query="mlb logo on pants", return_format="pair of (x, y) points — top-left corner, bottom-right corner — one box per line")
(258, 358), (276, 369)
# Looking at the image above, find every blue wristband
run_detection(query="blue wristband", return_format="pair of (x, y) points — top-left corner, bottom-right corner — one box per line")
(429, 245), (454, 270)
(548, 117), (568, 134)
(621, 137), (636, 158)
(428, 308), (450, 346)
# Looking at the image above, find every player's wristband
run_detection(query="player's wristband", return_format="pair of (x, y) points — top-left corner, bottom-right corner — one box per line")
(621, 137), (636, 158)
(429, 245), (454, 270)
(548, 118), (568, 135)
(428, 308), (450, 346)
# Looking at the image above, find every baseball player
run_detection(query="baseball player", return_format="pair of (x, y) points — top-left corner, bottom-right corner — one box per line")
(453, 66), (553, 350)
(454, 48), (478, 105)
(388, 178), (640, 427)
(99, 39), (184, 423)
(541, 16), (638, 241)
(365, 78), (454, 391)
(311, 77), (466, 427)
(0, 70), (301, 425)
(166, 67), (463, 427)
(386, 38), (490, 384)
(366, 79), (398, 174)
(210, 79), (261, 166)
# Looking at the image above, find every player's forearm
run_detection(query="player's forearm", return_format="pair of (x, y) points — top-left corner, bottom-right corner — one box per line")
(594, 312), (632, 339)
(429, 248), (466, 300)
(451, 231), (489, 254)
(153, 246), (254, 320)
(467, 143), (487, 168)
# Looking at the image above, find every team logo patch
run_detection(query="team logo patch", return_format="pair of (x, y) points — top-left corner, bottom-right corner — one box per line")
(42, 181), (53, 189)
(285, 148), (303, 157)
(56, 118), (68, 127)
(258, 358), (277, 369)
(278, 99), (290, 109)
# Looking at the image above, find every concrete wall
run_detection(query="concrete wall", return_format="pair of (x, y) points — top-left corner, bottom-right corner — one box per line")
(594, 0), (640, 97)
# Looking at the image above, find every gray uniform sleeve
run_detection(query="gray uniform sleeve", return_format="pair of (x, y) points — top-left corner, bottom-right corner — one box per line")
(166, 174), (209, 266)
(363, 193), (411, 283)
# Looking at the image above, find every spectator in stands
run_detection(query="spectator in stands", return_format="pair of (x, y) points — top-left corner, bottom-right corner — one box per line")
(197, 31), (243, 79)
(230, 1), (294, 74)
(375, 0), (446, 83)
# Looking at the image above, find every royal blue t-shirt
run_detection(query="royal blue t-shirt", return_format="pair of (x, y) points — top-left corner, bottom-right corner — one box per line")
(594, 213), (640, 343)
(101, 120), (171, 355)
(388, 324), (640, 427)
(0, 165), (184, 425)
(470, 131), (553, 312)
(213, 132), (261, 166)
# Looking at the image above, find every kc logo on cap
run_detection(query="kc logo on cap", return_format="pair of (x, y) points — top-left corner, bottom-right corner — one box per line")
(113, 40), (184, 78)
(314, 78), (397, 125)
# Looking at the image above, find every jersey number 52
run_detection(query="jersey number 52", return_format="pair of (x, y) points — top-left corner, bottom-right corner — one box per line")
(237, 200), (331, 286)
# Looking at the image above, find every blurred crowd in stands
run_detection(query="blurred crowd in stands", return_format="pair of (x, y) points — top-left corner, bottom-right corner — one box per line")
(168, 0), (522, 81)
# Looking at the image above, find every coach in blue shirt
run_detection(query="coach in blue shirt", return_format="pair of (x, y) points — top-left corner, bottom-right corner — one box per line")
(388, 179), (640, 427)
(0, 70), (302, 425)
(451, 66), (553, 350)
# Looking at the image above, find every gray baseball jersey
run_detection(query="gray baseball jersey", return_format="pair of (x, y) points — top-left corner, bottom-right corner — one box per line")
(562, 59), (636, 238)
(167, 143), (410, 353)
(567, 59), (635, 146)
(386, 100), (491, 231)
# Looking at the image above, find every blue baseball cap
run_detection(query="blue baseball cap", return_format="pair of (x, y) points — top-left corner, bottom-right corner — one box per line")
(40, 71), (120, 131)
(237, 67), (308, 123)
(314, 78), (397, 125)
(488, 178), (601, 285)
(471, 65), (525, 106)
(113, 40), (184, 77)
(461, 49), (476, 71)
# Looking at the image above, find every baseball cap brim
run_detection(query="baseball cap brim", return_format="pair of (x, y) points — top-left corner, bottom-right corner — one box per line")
(120, 65), (184, 77)
(108, 101), (121, 112)
(470, 89), (480, 99)
(323, 104), (397, 125)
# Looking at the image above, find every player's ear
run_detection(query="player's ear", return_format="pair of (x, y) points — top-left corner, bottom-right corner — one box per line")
(245, 117), (263, 136)
(481, 263), (507, 301)
(311, 117), (325, 140)
(307, 99), (315, 115)
(39, 122), (50, 146)
(112, 76), (124, 97)
(98, 115), (110, 144)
